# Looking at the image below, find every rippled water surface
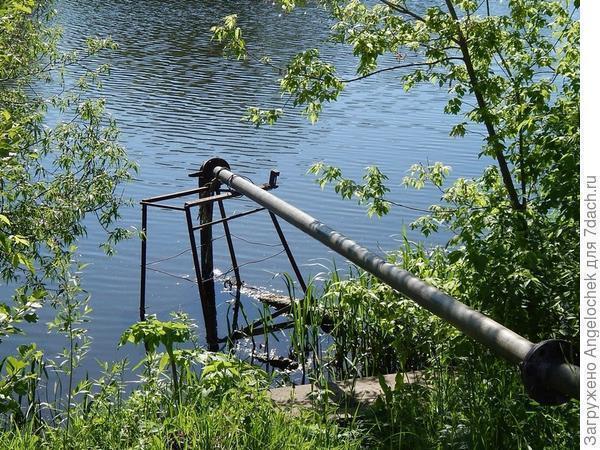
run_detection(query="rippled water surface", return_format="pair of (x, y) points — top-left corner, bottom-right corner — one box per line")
(9, 0), (490, 367)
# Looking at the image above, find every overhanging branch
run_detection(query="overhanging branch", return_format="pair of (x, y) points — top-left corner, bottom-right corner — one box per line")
(341, 57), (463, 83)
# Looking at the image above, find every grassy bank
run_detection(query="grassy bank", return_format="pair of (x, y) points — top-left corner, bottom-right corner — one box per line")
(1, 1), (579, 448)
(0, 345), (363, 450)
(0, 234), (579, 449)
(0, 330), (578, 449)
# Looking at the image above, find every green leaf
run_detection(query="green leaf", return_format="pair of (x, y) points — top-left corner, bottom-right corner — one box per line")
(159, 353), (170, 371)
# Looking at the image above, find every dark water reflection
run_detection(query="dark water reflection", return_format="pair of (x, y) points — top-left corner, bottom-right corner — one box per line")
(6, 0), (490, 369)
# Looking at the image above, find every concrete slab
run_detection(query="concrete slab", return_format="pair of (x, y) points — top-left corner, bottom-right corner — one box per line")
(269, 371), (423, 414)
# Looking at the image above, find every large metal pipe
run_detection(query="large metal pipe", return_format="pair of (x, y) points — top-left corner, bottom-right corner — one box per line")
(211, 164), (579, 401)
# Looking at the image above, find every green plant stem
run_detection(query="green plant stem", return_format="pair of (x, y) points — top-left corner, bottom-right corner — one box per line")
(166, 346), (180, 403)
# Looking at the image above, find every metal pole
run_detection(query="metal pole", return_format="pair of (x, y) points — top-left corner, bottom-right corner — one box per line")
(139, 203), (148, 322)
(198, 183), (220, 352)
(217, 198), (243, 333)
(211, 164), (579, 402)
(185, 205), (219, 352)
(269, 212), (307, 293)
(192, 207), (265, 230)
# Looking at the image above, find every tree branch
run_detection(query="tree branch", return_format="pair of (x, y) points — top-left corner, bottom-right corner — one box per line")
(378, 0), (426, 22)
(444, 0), (524, 211)
(341, 57), (463, 83)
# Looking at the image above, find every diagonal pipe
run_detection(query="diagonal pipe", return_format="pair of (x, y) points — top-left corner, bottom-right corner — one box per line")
(209, 162), (579, 403)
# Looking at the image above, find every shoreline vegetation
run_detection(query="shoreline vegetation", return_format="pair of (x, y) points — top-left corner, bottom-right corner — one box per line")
(1, 0), (579, 449)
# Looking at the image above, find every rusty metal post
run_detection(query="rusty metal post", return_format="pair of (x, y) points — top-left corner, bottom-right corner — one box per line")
(198, 182), (219, 351)
(185, 203), (219, 352)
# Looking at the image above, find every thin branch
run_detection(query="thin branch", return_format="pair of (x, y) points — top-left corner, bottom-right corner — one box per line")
(519, 127), (527, 208)
(0, 52), (97, 84)
(341, 57), (463, 83)
(247, 52), (285, 74)
(379, 0), (426, 22)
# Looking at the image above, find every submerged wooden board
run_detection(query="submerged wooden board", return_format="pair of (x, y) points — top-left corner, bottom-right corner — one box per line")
(270, 371), (423, 414)
(240, 284), (293, 309)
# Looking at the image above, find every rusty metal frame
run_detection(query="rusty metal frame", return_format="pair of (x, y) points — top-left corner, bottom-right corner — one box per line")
(139, 167), (306, 350)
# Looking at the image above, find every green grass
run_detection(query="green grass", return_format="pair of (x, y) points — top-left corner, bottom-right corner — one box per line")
(274, 238), (580, 449)
(0, 315), (579, 450)
(358, 348), (578, 449)
(0, 377), (363, 449)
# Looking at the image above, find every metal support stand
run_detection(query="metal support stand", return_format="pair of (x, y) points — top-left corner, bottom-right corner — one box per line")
(139, 157), (581, 403)
(139, 158), (304, 353)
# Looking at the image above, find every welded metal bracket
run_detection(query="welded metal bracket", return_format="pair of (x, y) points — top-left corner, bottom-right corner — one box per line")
(520, 339), (579, 405)
(269, 170), (280, 188)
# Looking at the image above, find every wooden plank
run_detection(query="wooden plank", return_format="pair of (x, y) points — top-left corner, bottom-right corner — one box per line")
(241, 285), (292, 309)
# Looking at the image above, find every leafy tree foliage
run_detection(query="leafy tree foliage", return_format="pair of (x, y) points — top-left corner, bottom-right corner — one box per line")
(212, 0), (580, 340)
(0, 1), (135, 340)
(0, 0), (134, 417)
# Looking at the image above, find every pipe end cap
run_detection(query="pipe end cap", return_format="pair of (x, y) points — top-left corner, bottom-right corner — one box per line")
(521, 339), (579, 405)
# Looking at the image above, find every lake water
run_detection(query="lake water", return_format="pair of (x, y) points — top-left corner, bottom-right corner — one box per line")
(6, 0), (488, 371)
